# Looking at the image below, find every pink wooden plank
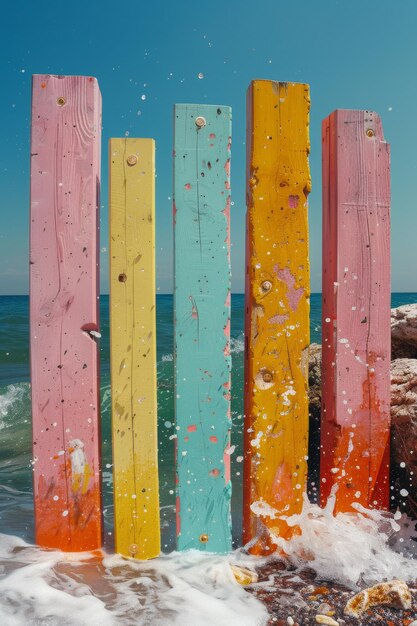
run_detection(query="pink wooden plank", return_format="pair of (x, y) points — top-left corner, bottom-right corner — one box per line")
(30, 74), (102, 550)
(321, 110), (391, 513)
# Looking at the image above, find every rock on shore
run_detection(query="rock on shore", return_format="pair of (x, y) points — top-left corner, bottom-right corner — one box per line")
(392, 304), (417, 359)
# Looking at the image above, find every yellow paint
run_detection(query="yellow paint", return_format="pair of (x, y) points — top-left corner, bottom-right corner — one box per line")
(244, 81), (311, 553)
(109, 138), (160, 559)
(71, 464), (93, 494)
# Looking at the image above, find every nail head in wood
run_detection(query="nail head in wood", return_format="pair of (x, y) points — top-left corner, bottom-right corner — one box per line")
(262, 371), (273, 383)
(129, 543), (138, 555)
(127, 154), (138, 166)
(366, 129), (374, 138)
(261, 280), (272, 293)
(195, 116), (206, 128)
(199, 533), (209, 543)
(57, 97), (66, 106)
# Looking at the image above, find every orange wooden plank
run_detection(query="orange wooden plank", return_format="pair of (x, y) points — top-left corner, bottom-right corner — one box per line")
(243, 80), (311, 554)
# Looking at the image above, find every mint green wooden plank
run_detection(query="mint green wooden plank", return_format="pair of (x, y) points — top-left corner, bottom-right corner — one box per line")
(174, 104), (232, 552)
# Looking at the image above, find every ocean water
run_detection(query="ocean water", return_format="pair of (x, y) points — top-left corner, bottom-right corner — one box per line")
(1, 293), (417, 624)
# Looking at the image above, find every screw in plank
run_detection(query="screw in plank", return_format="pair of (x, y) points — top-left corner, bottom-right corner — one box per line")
(57, 97), (66, 106)
(366, 129), (374, 138)
(118, 273), (127, 283)
(262, 371), (273, 384)
(199, 533), (209, 543)
(261, 280), (272, 293)
(127, 154), (138, 166)
(195, 116), (206, 128)
(129, 543), (138, 555)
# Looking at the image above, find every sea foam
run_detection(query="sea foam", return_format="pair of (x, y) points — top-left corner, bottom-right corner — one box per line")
(0, 535), (268, 626)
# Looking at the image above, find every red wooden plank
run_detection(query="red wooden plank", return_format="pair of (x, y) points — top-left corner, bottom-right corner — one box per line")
(30, 74), (102, 550)
(321, 110), (391, 513)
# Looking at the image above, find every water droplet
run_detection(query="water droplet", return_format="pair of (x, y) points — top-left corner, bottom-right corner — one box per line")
(141, 94), (146, 101)
(197, 72), (204, 80)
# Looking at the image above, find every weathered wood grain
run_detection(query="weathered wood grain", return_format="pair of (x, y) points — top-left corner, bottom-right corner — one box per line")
(243, 81), (311, 554)
(109, 138), (160, 559)
(321, 110), (391, 513)
(30, 74), (102, 551)
(174, 103), (232, 553)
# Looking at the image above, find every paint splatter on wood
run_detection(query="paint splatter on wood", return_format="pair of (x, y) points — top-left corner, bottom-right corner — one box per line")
(174, 104), (232, 553)
(109, 138), (160, 559)
(321, 110), (391, 512)
(243, 81), (311, 554)
(30, 74), (102, 551)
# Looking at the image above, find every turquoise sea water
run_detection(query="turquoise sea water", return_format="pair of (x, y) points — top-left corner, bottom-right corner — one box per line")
(1, 293), (417, 551)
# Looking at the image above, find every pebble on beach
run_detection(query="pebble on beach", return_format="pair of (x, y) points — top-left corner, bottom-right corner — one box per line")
(344, 580), (412, 617)
(315, 616), (339, 626)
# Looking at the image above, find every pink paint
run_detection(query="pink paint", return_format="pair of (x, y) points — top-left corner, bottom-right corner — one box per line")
(268, 314), (289, 325)
(187, 424), (197, 432)
(321, 109), (391, 513)
(223, 318), (231, 357)
(223, 392), (231, 401)
(225, 181), (231, 190)
(227, 136), (232, 152)
(274, 266), (304, 312)
(222, 196), (231, 254)
(189, 295), (198, 319)
(209, 436), (218, 443)
(184, 436), (189, 442)
(224, 158), (231, 177)
(271, 462), (293, 503)
(289, 195), (299, 208)
(224, 291), (231, 307)
(176, 495), (181, 535)
(224, 447), (231, 484)
(209, 133), (216, 139)
(184, 183), (191, 190)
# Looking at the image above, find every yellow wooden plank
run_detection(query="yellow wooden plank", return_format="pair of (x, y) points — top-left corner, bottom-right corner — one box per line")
(109, 138), (160, 559)
(243, 81), (311, 554)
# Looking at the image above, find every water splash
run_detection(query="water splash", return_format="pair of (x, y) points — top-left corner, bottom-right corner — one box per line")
(271, 491), (417, 589)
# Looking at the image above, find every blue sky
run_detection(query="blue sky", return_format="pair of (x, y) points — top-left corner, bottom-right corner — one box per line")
(0, 0), (416, 294)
